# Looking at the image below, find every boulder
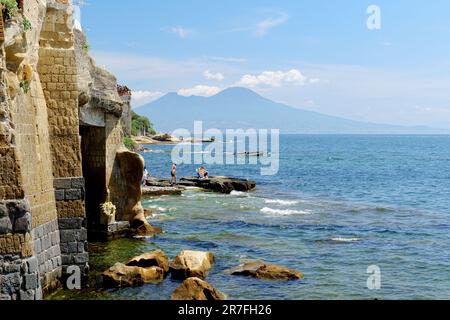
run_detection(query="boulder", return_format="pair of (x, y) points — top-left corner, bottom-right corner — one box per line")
(126, 250), (170, 273)
(130, 220), (163, 237)
(227, 261), (303, 281)
(103, 263), (165, 287)
(171, 250), (215, 280)
(179, 177), (256, 194)
(110, 148), (146, 224)
(171, 277), (225, 301)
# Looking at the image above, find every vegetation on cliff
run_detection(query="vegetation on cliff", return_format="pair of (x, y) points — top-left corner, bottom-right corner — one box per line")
(1, 0), (18, 20)
(131, 111), (156, 136)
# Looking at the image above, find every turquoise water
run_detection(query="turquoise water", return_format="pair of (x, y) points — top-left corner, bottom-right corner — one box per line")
(51, 135), (450, 300)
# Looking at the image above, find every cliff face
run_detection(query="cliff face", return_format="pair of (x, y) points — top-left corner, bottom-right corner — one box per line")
(0, 0), (143, 300)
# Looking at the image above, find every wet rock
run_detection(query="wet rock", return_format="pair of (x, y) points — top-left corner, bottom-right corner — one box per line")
(142, 186), (185, 197)
(171, 277), (225, 301)
(171, 250), (215, 280)
(179, 177), (256, 194)
(130, 219), (163, 237)
(227, 261), (303, 281)
(126, 250), (170, 273)
(102, 262), (165, 287)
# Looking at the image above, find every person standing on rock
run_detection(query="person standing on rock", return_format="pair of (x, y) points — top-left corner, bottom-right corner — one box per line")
(171, 164), (177, 185)
(142, 166), (149, 187)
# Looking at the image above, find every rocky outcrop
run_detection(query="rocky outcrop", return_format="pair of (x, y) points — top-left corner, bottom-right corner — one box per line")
(171, 278), (225, 301)
(171, 250), (215, 280)
(142, 186), (186, 197)
(103, 262), (165, 288)
(126, 250), (170, 273)
(179, 177), (256, 194)
(227, 261), (303, 281)
(74, 29), (123, 126)
(110, 148), (145, 224)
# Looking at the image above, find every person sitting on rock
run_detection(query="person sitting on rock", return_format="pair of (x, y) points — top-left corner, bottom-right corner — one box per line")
(197, 167), (209, 179)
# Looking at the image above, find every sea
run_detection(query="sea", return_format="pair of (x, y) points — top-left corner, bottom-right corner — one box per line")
(50, 135), (450, 300)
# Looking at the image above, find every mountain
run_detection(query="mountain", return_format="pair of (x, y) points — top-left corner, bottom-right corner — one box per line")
(134, 87), (440, 134)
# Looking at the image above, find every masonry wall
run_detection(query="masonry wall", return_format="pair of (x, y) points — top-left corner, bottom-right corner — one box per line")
(37, 1), (88, 281)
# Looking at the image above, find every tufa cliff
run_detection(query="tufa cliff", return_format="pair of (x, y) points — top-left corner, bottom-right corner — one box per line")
(0, 0), (146, 300)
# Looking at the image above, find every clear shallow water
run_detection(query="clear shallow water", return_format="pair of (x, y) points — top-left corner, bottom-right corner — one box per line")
(50, 135), (450, 300)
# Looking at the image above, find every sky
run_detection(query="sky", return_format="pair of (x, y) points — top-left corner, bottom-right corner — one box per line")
(79, 0), (450, 129)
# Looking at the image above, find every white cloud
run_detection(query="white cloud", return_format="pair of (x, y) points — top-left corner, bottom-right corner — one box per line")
(131, 90), (165, 107)
(203, 70), (225, 81)
(167, 26), (192, 39)
(236, 69), (317, 88)
(256, 13), (289, 37)
(178, 85), (222, 97)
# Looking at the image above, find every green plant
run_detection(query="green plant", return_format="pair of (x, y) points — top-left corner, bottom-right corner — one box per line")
(22, 17), (31, 31)
(82, 43), (90, 54)
(123, 136), (137, 151)
(1, 0), (18, 20)
(131, 111), (156, 136)
(20, 80), (30, 94)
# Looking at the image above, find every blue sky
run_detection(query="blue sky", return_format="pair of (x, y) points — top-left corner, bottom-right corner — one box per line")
(80, 0), (450, 128)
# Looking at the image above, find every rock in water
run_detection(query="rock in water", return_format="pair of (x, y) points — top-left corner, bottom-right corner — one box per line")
(171, 250), (215, 280)
(227, 261), (303, 281)
(103, 263), (165, 287)
(126, 250), (170, 273)
(171, 277), (225, 301)
(179, 177), (256, 194)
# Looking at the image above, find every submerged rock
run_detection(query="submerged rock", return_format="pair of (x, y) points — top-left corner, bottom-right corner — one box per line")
(171, 250), (215, 280)
(179, 177), (256, 194)
(102, 263), (165, 287)
(227, 261), (303, 281)
(171, 277), (225, 301)
(126, 250), (170, 273)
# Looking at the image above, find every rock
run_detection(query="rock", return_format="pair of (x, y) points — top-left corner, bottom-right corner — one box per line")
(180, 177), (256, 194)
(110, 148), (146, 224)
(75, 29), (124, 126)
(103, 263), (165, 287)
(142, 186), (185, 197)
(151, 133), (181, 143)
(227, 261), (303, 281)
(171, 277), (225, 301)
(130, 220), (163, 237)
(171, 250), (215, 280)
(126, 250), (170, 273)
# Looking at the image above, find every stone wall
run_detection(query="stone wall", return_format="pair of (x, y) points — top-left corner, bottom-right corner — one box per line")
(37, 1), (88, 281)
(1, 0), (138, 300)
(0, 0), (87, 300)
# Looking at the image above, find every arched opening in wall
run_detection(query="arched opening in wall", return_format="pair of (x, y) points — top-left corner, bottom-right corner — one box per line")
(80, 125), (107, 233)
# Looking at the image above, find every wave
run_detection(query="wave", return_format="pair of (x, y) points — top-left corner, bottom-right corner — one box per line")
(264, 199), (299, 206)
(330, 237), (361, 243)
(260, 207), (312, 216)
(230, 191), (249, 197)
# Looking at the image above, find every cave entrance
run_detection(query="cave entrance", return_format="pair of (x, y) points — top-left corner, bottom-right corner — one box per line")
(80, 125), (107, 232)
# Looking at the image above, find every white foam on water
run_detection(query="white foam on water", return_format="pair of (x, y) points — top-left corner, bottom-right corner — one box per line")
(148, 205), (167, 212)
(331, 237), (361, 243)
(230, 191), (248, 197)
(264, 199), (299, 206)
(260, 207), (312, 216)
